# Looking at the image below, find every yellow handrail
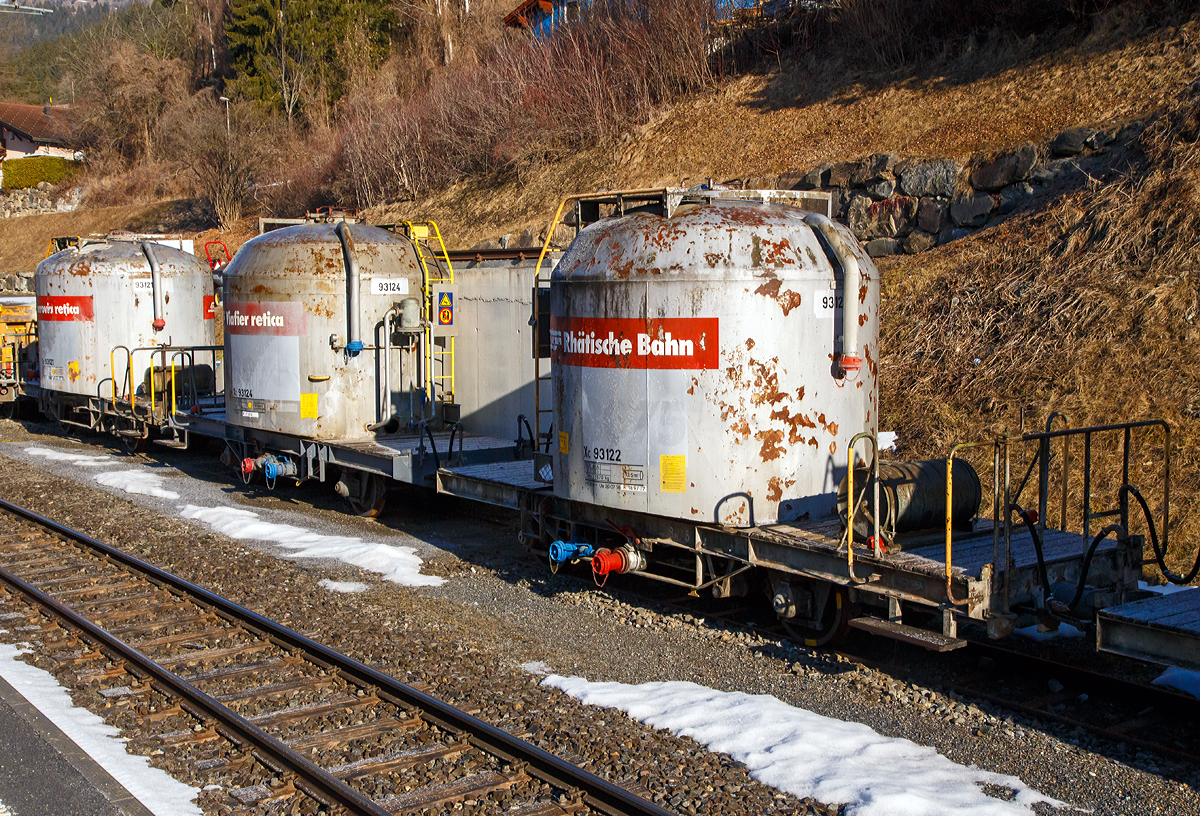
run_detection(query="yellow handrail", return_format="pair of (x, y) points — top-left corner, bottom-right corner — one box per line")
(845, 431), (880, 584)
(946, 441), (994, 606)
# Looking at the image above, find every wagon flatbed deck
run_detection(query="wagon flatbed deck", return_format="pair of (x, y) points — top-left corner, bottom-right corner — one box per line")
(1098, 589), (1200, 671)
(180, 409), (522, 483)
(437, 460), (1137, 629)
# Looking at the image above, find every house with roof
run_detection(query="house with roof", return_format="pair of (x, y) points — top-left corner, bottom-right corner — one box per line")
(503, 0), (585, 38)
(503, 0), (786, 39)
(0, 102), (78, 162)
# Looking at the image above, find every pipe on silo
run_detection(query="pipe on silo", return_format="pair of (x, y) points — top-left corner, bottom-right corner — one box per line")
(804, 213), (862, 375)
(335, 222), (363, 355)
(140, 241), (166, 332)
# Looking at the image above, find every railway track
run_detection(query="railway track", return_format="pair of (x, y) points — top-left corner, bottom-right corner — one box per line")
(0, 497), (676, 816)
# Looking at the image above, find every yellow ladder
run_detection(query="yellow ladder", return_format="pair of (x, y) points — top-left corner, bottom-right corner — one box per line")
(401, 221), (456, 410)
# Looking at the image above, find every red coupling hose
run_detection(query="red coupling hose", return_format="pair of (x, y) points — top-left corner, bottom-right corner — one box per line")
(240, 457), (256, 474)
(839, 354), (863, 374)
(592, 548), (625, 578)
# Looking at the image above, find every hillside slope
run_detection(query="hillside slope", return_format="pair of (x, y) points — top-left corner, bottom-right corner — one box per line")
(380, 14), (1199, 248)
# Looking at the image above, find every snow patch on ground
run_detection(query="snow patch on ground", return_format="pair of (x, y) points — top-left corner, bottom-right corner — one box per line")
(544, 676), (1068, 816)
(178, 504), (445, 587)
(1139, 580), (1196, 596)
(318, 579), (369, 593)
(520, 661), (553, 675)
(1012, 622), (1085, 642)
(93, 470), (180, 500)
(1152, 667), (1200, 699)
(25, 446), (111, 466)
(0, 642), (202, 816)
(877, 431), (898, 451)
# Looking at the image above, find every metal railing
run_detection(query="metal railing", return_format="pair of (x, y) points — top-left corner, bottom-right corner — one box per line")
(943, 417), (1172, 608)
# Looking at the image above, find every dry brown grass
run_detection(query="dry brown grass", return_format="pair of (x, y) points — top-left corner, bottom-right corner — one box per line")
(0, 201), (258, 274)
(880, 79), (1200, 580)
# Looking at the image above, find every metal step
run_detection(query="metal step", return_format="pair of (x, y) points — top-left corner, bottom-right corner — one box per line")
(848, 617), (967, 652)
(152, 437), (188, 449)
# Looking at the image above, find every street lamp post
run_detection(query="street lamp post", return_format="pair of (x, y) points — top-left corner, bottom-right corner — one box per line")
(218, 96), (230, 135)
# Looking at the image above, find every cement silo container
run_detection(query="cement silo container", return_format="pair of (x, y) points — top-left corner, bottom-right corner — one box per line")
(35, 238), (215, 406)
(550, 200), (880, 526)
(221, 223), (427, 441)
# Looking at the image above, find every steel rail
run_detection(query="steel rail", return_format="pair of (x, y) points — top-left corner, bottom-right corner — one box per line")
(0, 498), (676, 816)
(0, 564), (395, 816)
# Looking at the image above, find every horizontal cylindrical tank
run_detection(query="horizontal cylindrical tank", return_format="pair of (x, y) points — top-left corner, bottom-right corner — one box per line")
(551, 200), (880, 527)
(35, 239), (215, 399)
(837, 458), (983, 539)
(221, 223), (424, 441)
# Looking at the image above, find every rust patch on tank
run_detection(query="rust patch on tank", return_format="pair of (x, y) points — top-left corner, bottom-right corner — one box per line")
(745, 338), (755, 351)
(767, 476), (782, 502)
(771, 406), (816, 443)
(753, 277), (802, 315)
(859, 313), (868, 326)
(830, 440), (838, 454)
(859, 284), (868, 304)
(817, 413), (838, 436)
(749, 358), (787, 406)
(705, 252), (724, 267)
(808, 436), (819, 448)
(751, 235), (764, 268)
(730, 418), (750, 438)
(795, 386), (805, 402)
(755, 428), (784, 461)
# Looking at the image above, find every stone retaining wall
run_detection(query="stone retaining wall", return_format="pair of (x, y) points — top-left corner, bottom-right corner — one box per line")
(0, 182), (80, 219)
(783, 123), (1128, 257)
(0, 272), (34, 295)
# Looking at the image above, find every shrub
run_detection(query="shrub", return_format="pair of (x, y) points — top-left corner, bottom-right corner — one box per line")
(1, 156), (83, 190)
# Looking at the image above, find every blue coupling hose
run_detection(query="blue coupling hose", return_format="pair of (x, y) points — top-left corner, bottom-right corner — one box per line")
(549, 540), (594, 564)
(263, 457), (297, 480)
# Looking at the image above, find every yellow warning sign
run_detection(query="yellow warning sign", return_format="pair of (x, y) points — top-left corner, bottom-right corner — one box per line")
(437, 291), (453, 326)
(300, 393), (318, 419)
(660, 455), (686, 493)
(559, 431), (569, 454)
(438, 292), (452, 307)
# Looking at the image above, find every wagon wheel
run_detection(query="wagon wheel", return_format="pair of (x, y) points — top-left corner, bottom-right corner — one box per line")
(346, 473), (388, 518)
(117, 419), (147, 454)
(781, 585), (852, 648)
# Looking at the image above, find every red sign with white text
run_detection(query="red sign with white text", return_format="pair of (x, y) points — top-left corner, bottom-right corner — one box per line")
(37, 296), (94, 322)
(203, 295), (216, 320)
(550, 316), (719, 370)
(224, 301), (307, 336)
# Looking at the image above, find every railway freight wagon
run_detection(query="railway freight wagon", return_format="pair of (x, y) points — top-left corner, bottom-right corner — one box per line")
(214, 221), (549, 516)
(33, 236), (217, 446)
(0, 294), (36, 418)
(440, 188), (1172, 657)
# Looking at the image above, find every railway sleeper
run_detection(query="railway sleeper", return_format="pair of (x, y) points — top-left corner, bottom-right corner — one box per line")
(213, 674), (337, 704)
(328, 741), (467, 780)
(248, 694), (383, 728)
(282, 716), (421, 752)
(157, 640), (274, 668)
(377, 769), (531, 813)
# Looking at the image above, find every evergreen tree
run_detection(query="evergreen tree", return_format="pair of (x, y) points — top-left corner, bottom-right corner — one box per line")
(225, 0), (393, 118)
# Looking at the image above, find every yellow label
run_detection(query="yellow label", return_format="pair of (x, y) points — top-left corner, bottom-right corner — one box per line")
(1, 347), (10, 362)
(660, 455), (686, 493)
(300, 393), (318, 419)
(410, 224), (429, 239)
(559, 432), (569, 454)
(67, 360), (80, 382)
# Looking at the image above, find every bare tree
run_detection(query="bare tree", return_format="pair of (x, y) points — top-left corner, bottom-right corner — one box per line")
(179, 102), (266, 230)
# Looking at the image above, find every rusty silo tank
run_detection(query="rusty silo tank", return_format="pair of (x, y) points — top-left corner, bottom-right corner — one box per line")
(550, 200), (881, 526)
(221, 223), (428, 441)
(35, 238), (215, 405)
